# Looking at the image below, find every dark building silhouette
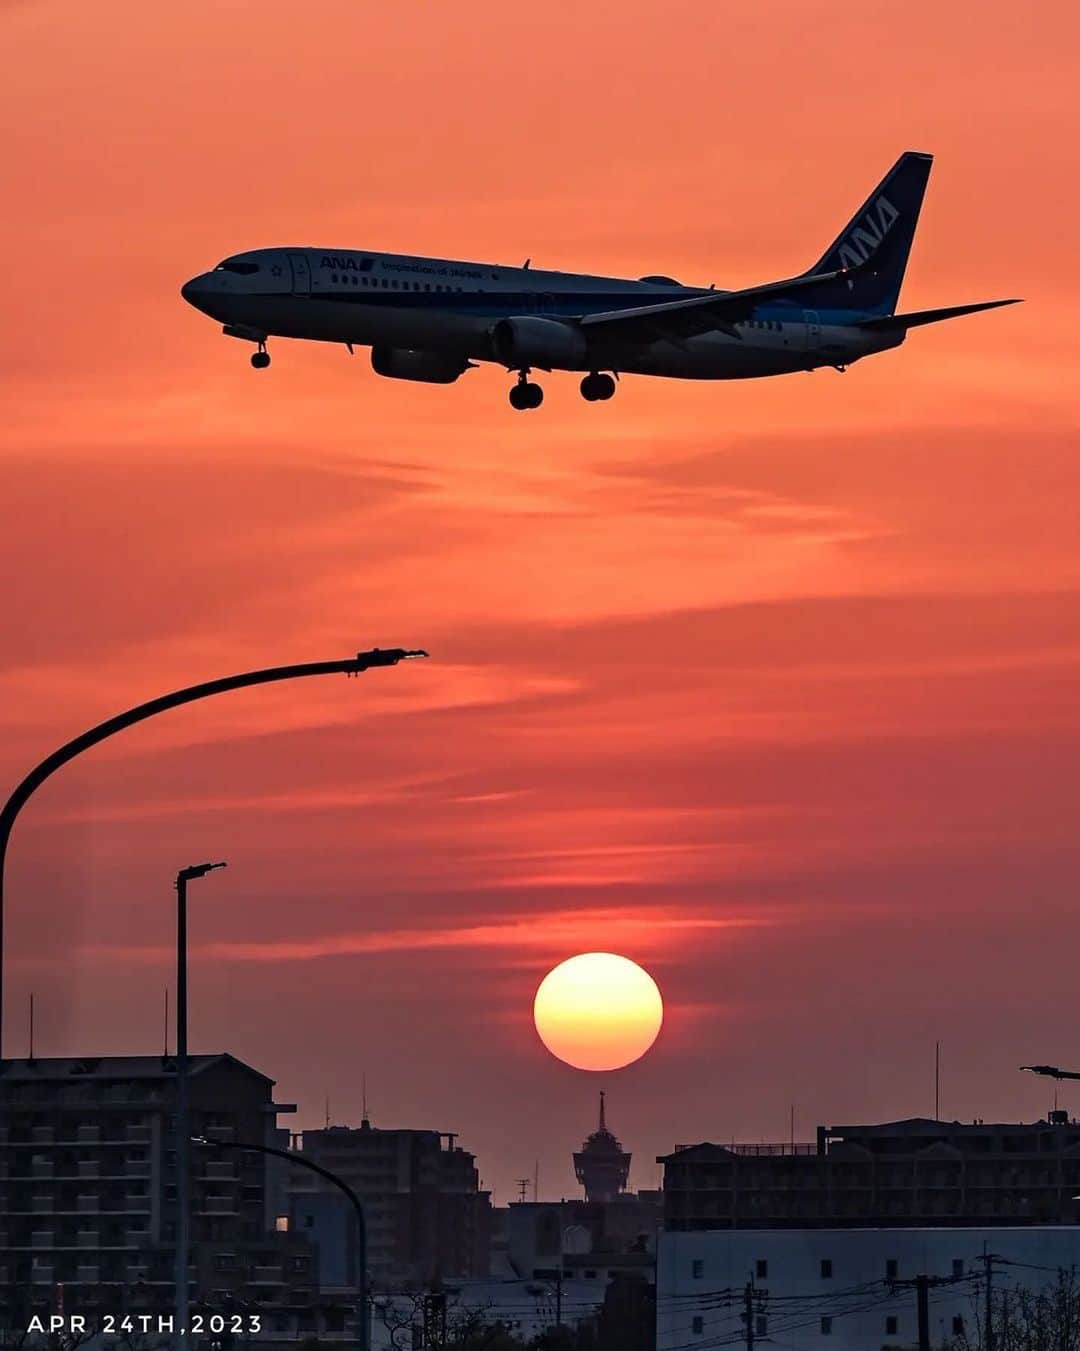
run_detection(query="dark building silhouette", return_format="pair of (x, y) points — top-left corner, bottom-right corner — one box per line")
(0, 1054), (329, 1323)
(574, 1092), (631, 1203)
(659, 1114), (1080, 1230)
(292, 1116), (491, 1282)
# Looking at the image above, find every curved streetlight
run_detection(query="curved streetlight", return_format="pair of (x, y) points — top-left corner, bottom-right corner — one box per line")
(1021, 1065), (1080, 1081)
(192, 1134), (369, 1351)
(0, 646), (428, 1059)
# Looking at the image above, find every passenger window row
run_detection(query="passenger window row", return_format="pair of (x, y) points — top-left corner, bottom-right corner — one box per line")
(328, 275), (465, 294)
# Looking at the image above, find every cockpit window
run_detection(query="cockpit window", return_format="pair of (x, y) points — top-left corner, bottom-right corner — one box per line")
(214, 259), (261, 274)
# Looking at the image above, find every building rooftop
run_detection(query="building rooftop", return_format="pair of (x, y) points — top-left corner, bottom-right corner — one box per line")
(0, 1052), (274, 1083)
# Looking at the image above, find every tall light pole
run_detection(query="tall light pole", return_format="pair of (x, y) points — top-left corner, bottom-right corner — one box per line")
(175, 862), (227, 1349)
(192, 1135), (369, 1351)
(0, 646), (428, 1057)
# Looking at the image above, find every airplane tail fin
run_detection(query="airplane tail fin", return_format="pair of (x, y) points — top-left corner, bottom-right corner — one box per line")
(804, 151), (933, 314)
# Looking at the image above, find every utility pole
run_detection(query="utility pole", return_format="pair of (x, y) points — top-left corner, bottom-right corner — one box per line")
(982, 1249), (996, 1351)
(744, 1280), (755, 1351)
(891, 1273), (952, 1351)
(916, 1274), (930, 1351)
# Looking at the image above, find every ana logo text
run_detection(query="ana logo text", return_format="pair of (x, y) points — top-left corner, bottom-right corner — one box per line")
(837, 194), (899, 269)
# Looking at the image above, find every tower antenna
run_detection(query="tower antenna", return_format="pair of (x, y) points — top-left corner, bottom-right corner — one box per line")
(163, 988), (169, 1056)
(362, 1073), (369, 1125)
(28, 991), (34, 1061)
(599, 1089), (606, 1132)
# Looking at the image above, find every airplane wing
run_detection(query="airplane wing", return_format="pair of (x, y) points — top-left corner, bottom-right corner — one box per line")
(578, 263), (864, 344)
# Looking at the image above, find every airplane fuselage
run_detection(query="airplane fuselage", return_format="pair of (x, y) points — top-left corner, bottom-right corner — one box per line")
(181, 245), (903, 382)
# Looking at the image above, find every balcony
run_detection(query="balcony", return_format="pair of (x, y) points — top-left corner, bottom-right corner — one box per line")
(31, 1231), (54, 1248)
(77, 1126), (102, 1145)
(124, 1228), (151, 1246)
(125, 1160), (150, 1177)
(77, 1161), (100, 1180)
(249, 1265), (284, 1285)
(31, 1160), (54, 1179)
(74, 1265), (100, 1283)
(30, 1264), (55, 1284)
(31, 1127), (55, 1145)
(31, 1195), (54, 1213)
(77, 1194), (100, 1213)
(204, 1161), (236, 1181)
(126, 1125), (151, 1143)
(76, 1229), (100, 1247)
(198, 1196), (238, 1215)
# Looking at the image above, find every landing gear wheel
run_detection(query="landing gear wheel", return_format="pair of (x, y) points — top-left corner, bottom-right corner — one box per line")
(581, 372), (616, 402)
(251, 347), (271, 370)
(509, 380), (543, 410)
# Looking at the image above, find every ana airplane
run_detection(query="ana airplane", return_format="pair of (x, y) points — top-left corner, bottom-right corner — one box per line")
(180, 151), (1018, 410)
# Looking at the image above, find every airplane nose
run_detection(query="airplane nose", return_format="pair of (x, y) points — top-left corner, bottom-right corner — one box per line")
(181, 276), (203, 306)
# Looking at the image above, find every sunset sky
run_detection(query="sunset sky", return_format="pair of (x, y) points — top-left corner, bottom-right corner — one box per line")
(2, 1), (1079, 1203)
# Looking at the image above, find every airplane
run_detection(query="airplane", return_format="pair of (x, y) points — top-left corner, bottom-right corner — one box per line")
(180, 151), (1019, 411)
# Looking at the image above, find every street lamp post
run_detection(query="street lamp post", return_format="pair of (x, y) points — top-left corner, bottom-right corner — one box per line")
(0, 646), (427, 1058)
(175, 862), (227, 1350)
(192, 1135), (369, 1351)
(1020, 1065), (1080, 1081)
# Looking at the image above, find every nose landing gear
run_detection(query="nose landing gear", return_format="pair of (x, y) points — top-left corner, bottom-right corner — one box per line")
(508, 370), (543, 410)
(580, 372), (616, 402)
(251, 341), (271, 370)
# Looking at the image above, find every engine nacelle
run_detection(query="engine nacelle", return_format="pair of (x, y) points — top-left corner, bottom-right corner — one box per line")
(371, 346), (468, 384)
(490, 317), (588, 371)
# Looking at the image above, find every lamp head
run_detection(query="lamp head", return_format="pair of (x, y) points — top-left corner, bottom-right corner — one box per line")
(353, 647), (429, 669)
(178, 861), (227, 884)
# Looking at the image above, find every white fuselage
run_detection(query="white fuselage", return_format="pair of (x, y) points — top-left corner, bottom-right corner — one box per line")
(180, 246), (903, 380)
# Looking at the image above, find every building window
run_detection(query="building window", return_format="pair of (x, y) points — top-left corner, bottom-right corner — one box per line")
(820, 1259), (833, 1279)
(692, 1318), (703, 1336)
(820, 1317), (832, 1335)
(886, 1316), (898, 1336)
(692, 1259), (704, 1279)
(886, 1259), (898, 1280)
(756, 1259), (768, 1280)
(585, 1269), (597, 1279)
(275, 1215), (289, 1232)
(953, 1259), (964, 1277)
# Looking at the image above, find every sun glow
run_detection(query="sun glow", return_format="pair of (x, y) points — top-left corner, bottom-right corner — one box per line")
(533, 952), (664, 1071)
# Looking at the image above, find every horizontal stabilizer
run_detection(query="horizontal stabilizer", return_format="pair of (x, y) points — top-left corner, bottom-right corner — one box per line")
(858, 298), (1022, 331)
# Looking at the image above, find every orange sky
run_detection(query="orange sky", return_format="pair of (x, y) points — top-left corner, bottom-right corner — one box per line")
(2, 0), (1079, 1202)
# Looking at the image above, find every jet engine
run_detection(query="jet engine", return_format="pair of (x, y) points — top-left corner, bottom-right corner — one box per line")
(490, 317), (588, 370)
(370, 347), (469, 383)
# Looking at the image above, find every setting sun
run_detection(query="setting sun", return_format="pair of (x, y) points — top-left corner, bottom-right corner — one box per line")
(533, 952), (664, 1071)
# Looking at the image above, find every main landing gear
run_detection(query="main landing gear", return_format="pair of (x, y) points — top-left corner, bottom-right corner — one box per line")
(508, 370), (543, 410)
(580, 372), (616, 402)
(250, 341), (271, 370)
